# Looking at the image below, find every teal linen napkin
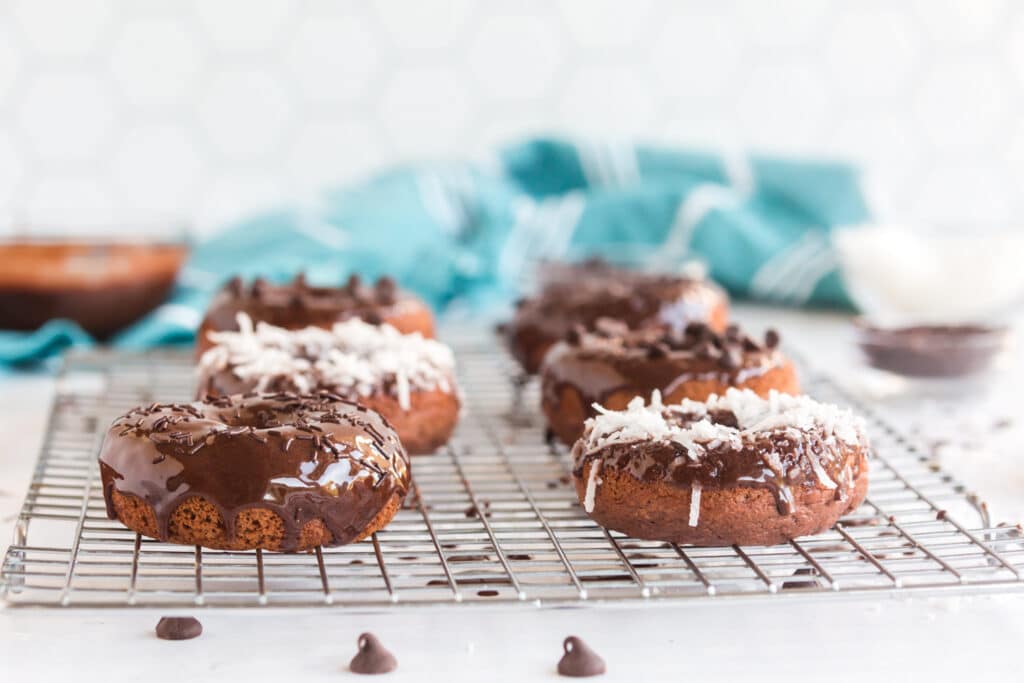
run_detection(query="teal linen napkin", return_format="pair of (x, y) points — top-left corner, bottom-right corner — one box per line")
(0, 137), (868, 365)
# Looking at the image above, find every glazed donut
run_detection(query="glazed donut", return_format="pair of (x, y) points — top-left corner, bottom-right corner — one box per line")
(502, 261), (729, 374)
(99, 392), (410, 552)
(571, 389), (869, 546)
(542, 320), (799, 445)
(195, 273), (435, 355)
(197, 313), (459, 455)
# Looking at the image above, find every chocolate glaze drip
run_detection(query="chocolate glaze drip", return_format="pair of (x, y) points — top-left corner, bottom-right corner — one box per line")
(504, 261), (728, 372)
(543, 321), (786, 413)
(349, 632), (398, 674)
(557, 636), (606, 677)
(98, 393), (410, 552)
(199, 273), (419, 339)
(573, 408), (863, 515)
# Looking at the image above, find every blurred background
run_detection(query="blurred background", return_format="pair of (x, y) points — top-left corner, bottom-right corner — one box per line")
(0, 0), (1020, 237)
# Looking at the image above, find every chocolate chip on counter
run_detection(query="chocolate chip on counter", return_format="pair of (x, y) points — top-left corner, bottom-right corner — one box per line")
(226, 276), (243, 296)
(557, 636), (606, 677)
(362, 311), (383, 325)
(155, 616), (203, 640)
(764, 329), (781, 349)
(345, 273), (362, 292)
(724, 323), (741, 341)
(350, 632), (397, 675)
(251, 277), (267, 298)
(293, 272), (307, 289)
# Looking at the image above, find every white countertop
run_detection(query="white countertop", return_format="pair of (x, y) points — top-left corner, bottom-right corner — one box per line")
(2, 305), (1024, 681)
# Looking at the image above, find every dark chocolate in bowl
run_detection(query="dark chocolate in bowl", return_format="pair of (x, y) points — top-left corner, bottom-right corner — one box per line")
(0, 240), (188, 338)
(856, 322), (1009, 378)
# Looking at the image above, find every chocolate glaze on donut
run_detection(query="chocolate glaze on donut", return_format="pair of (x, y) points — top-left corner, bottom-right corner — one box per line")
(542, 320), (798, 445)
(571, 390), (869, 546)
(503, 261), (729, 374)
(544, 320), (791, 411)
(197, 315), (460, 455)
(99, 392), (410, 552)
(195, 273), (434, 355)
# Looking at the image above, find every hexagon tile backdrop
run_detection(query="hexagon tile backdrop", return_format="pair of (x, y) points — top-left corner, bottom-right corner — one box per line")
(0, 0), (1021, 237)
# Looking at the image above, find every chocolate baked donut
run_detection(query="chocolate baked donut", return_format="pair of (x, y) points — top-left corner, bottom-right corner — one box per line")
(502, 261), (729, 374)
(99, 393), (410, 552)
(196, 273), (434, 355)
(198, 314), (459, 455)
(542, 320), (799, 445)
(572, 389), (869, 546)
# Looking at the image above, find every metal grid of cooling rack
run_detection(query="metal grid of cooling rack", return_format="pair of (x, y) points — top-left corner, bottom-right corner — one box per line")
(3, 328), (1024, 609)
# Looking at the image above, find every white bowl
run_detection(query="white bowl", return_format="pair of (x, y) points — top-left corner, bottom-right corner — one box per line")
(833, 224), (1024, 324)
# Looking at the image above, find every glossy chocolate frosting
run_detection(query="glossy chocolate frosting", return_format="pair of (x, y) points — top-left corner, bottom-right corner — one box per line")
(543, 320), (786, 411)
(99, 392), (410, 552)
(199, 273), (422, 339)
(504, 260), (728, 372)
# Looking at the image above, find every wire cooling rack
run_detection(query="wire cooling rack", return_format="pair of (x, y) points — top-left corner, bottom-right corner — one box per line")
(3, 328), (1024, 608)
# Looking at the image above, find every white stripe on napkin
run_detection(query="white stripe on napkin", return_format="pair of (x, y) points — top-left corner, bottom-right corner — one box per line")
(153, 304), (201, 329)
(656, 183), (736, 270)
(749, 232), (828, 301)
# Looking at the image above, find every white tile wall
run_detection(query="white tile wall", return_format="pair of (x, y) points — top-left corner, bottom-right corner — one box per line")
(0, 0), (1021, 237)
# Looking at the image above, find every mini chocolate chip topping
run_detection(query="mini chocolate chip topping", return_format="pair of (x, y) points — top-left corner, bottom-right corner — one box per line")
(557, 636), (606, 677)
(561, 320), (780, 373)
(349, 632), (397, 675)
(155, 616), (202, 640)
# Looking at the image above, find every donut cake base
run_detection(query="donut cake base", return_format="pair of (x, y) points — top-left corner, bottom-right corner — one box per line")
(4, 336), (1022, 608)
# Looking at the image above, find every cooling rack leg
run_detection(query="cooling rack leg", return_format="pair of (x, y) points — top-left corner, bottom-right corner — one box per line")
(1, 548), (26, 595)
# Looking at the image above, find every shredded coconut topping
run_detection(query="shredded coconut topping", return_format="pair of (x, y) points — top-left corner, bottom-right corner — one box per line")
(199, 313), (455, 410)
(688, 482), (702, 527)
(579, 388), (867, 459)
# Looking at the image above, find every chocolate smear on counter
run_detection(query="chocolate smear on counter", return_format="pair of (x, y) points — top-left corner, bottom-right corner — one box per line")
(155, 616), (203, 640)
(557, 636), (606, 677)
(781, 567), (818, 590)
(349, 632), (397, 675)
